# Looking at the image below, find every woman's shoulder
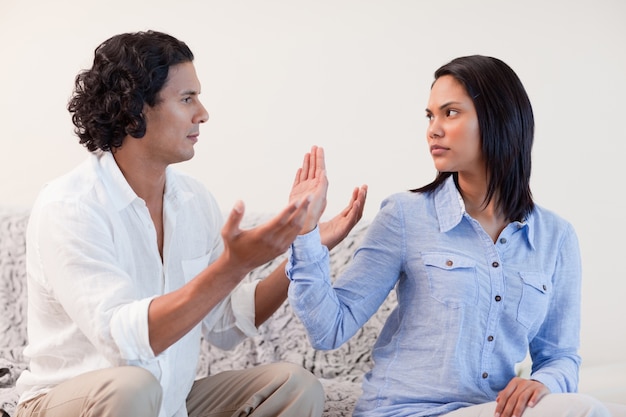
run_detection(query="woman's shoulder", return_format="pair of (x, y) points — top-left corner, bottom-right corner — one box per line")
(383, 190), (430, 205)
(375, 190), (435, 223)
(528, 203), (576, 236)
(379, 190), (436, 215)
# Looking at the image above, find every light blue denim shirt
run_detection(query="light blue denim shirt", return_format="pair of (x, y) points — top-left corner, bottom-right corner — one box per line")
(287, 176), (582, 417)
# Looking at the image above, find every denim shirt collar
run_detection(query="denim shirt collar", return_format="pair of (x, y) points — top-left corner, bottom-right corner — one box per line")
(434, 175), (534, 250)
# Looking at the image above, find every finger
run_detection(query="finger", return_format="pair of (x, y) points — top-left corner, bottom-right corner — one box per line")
(266, 195), (312, 245)
(355, 185), (368, 218)
(499, 392), (522, 417)
(495, 379), (519, 417)
(359, 184), (368, 203)
(222, 200), (245, 240)
(510, 386), (535, 417)
(527, 383), (549, 407)
(314, 146), (325, 176)
(291, 194), (313, 222)
(292, 167), (303, 188)
(346, 185), (368, 219)
(341, 188), (361, 217)
(299, 152), (311, 182)
(500, 379), (545, 417)
(307, 146), (318, 179)
(278, 196), (313, 245)
(349, 186), (360, 205)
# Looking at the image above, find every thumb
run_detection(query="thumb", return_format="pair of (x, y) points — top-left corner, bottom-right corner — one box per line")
(222, 200), (245, 239)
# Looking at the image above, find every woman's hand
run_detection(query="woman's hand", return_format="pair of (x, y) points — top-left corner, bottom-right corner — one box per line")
(319, 185), (367, 250)
(289, 145), (367, 249)
(494, 377), (550, 417)
(289, 146), (328, 235)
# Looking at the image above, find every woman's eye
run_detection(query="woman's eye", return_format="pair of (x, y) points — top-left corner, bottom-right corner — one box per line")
(425, 113), (433, 121)
(446, 109), (459, 117)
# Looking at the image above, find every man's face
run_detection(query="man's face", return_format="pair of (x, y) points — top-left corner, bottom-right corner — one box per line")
(140, 62), (209, 167)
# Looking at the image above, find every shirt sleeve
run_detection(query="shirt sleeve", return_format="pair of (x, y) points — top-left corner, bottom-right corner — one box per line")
(201, 280), (260, 350)
(286, 197), (404, 350)
(110, 297), (155, 361)
(528, 222), (582, 393)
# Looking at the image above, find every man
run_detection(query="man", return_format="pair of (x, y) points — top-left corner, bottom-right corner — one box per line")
(15, 30), (366, 417)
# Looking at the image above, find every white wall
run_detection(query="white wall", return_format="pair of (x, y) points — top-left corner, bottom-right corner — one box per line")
(1, 0), (625, 367)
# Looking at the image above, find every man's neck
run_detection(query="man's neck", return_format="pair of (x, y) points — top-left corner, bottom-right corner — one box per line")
(112, 145), (167, 204)
(112, 144), (166, 259)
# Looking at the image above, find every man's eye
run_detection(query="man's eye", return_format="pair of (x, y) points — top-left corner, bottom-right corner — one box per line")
(182, 97), (192, 103)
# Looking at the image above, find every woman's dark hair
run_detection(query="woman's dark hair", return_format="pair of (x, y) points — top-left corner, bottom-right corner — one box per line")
(67, 30), (194, 152)
(413, 55), (535, 222)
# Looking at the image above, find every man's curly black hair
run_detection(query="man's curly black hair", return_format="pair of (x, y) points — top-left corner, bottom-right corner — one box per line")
(67, 30), (194, 152)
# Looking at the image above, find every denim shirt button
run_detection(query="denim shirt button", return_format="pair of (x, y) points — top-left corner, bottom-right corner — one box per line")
(495, 295), (502, 302)
(482, 372), (489, 379)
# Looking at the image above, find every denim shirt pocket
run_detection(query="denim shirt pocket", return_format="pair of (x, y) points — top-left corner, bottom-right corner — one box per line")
(516, 272), (551, 329)
(422, 252), (478, 308)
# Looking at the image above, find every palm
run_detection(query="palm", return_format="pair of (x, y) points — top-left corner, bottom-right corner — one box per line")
(289, 146), (368, 249)
(289, 146), (328, 234)
(319, 185), (367, 250)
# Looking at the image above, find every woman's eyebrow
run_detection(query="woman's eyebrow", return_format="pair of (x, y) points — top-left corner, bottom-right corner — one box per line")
(425, 101), (462, 113)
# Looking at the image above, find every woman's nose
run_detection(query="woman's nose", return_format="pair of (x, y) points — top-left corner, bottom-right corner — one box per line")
(428, 118), (443, 139)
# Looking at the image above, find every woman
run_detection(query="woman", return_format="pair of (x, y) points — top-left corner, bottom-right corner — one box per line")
(286, 56), (615, 417)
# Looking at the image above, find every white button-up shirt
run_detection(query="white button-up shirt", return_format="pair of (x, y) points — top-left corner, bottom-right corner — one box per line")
(18, 151), (259, 417)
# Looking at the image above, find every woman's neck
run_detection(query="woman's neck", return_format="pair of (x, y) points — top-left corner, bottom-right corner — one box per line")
(457, 173), (508, 243)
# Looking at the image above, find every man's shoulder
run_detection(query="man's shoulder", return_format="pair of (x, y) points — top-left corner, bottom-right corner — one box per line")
(35, 156), (99, 206)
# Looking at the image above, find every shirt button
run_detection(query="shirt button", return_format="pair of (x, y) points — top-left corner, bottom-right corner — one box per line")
(482, 372), (489, 379)
(446, 260), (453, 267)
(492, 261), (499, 268)
(487, 335), (494, 342)
(499, 238), (507, 244)
(543, 284), (547, 291)
(495, 295), (502, 302)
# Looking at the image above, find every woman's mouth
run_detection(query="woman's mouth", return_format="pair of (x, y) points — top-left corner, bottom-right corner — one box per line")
(430, 145), (448, 156)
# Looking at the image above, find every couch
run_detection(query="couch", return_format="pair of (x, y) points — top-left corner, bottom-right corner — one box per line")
(1, 208), (625, 417)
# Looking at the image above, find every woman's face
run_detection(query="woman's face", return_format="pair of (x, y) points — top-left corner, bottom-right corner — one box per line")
(425, 75), (483, 176)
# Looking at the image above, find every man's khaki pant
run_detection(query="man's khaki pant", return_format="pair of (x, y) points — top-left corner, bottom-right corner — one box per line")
(16, 362), (324, 417)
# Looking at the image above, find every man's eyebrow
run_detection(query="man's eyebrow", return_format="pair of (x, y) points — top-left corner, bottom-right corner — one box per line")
(181, 89), (200, 96)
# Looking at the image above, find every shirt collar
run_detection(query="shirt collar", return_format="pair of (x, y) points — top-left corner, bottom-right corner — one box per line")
(94, 151), (194, 213)
(433, 175), (535, 249)
(516, 214), (534, 250)
(163, 167), (195, 212)
(433, 176), (465, 233)
(95, 151), (140, 211)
